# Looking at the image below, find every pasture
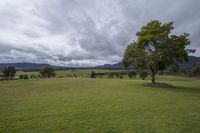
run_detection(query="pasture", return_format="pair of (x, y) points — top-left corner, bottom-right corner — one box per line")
(0, 75), (200, 132)
(16, 69), (124, 77)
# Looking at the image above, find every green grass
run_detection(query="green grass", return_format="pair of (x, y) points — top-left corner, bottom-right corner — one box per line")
(0, 76), (200, 132)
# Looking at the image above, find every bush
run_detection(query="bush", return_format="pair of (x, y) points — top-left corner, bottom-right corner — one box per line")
(19, 75), (24, 79)
(30, 75), (36, 78)
(90, 70), (96, 78)
(24, 74), (29, 79)
(108, 74), (114, 78)
(116, 74), (119, 78)
(127, 71), (137, 79)
(19, 74), (29, 79)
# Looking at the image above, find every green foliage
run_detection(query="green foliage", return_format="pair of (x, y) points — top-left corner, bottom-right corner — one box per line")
(90, 70), (96, 78)
(40, 67), (56, 78)
(17, 69), (126, 79)
(19, 74), (29, 79)
(30, 75), (36, 78)
(108, 74), (114, 78)
(1, 66), (16, 80)
(19, 75), (24, 79)
(139, 71), (149, 80)
(192, 62), (200, 76)
(127, 71), (137, 79)
(24, 74), (29, 79)
(122, 20), (193, 83)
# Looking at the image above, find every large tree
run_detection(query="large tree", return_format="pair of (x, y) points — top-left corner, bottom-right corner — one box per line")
(122, 20), (194, 83)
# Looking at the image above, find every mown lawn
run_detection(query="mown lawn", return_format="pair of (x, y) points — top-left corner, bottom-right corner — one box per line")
(0, 76), (200, 133)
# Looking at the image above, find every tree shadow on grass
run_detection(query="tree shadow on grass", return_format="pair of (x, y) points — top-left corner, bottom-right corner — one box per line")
(143, 82), (200, 94)
(167, 86), (200, 94)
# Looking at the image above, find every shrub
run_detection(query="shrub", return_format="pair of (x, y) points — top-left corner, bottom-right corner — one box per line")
(19, 75), (24, 79)
(90, 70), (96, 78)
(24, 74), (29, 79)
(127, 71), (137, 79)
(108, 74), (114, 78)
(30, 75), (36, 78)
(116, 74), (119, 78)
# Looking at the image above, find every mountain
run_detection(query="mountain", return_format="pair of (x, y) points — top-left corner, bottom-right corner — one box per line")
(179, 56), (200, 70)
(0, 56), (199, 71)
(95, 56), (200, 70)
(95, 62), (124, 69)
(0, 63), (66, 71)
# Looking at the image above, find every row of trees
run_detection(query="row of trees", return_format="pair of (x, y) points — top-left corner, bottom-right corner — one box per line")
(90, 70), (126, 79)
(1, 64), (200, 80)
(90, 70), (149, 80)
(0, 66), (56, 80)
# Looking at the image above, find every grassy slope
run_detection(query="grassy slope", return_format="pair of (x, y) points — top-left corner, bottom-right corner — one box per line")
(0, 76), (200, 133)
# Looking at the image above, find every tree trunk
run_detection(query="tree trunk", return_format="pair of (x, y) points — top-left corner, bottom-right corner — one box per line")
(151, 74), (155, 84)
(150, 67), (156, 84)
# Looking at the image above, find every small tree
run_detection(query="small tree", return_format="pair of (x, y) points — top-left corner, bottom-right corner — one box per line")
(1, 66), (16, 79)
(40, 67), (56, 78)
(122, 20), (194, 83)
(90, 70), (96, 78)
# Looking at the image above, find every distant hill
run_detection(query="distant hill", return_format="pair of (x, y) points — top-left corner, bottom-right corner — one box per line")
(95, 62), (124, 70)
(179, 56), (200, 70)
(95, 56), (200, 70)
(0, 63), (66, 71)
(0, 56), (199, 71)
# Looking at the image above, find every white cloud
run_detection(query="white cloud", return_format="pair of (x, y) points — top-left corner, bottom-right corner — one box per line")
(0, 0), (200, 66)
(0, 49), (37, 63)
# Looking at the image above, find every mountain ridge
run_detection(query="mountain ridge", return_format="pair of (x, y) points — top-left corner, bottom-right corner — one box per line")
(0, 56), (199, 71)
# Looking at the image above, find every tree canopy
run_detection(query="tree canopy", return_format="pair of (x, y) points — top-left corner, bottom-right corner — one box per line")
(1, 66), (16, 80)
(122, 20), (194, 83)
(40, 67), (56, 78)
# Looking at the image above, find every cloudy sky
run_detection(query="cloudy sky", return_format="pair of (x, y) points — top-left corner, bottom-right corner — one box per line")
(0, 0), (200, 66)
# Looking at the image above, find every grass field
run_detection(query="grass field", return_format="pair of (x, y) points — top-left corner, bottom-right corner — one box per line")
(16, 69), (123, 77)
(0, 76), (200, 132)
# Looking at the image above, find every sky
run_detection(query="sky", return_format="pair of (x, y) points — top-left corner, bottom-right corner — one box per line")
(0, 0), (200, 67)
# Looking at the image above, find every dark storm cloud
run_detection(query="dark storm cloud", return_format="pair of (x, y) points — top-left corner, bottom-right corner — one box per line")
(0, 0), (200, 66)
